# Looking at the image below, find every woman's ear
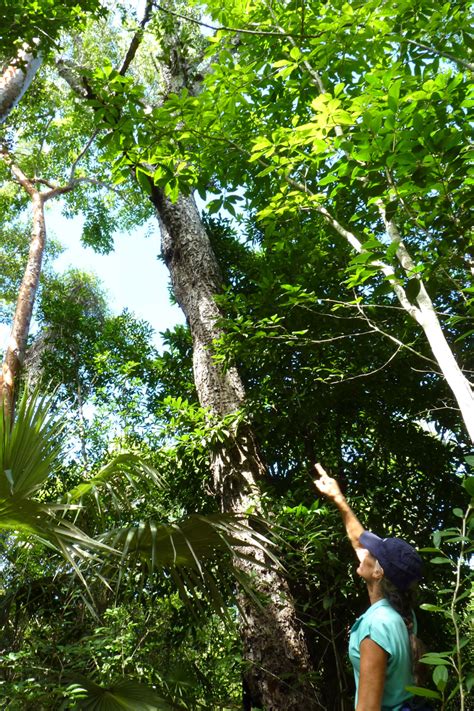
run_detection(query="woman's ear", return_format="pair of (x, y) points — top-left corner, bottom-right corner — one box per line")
(373, 565), (385, 580)
(373, 564), (384, 582)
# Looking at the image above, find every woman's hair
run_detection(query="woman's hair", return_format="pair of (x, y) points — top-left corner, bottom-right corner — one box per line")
(376, 563), (427, 685)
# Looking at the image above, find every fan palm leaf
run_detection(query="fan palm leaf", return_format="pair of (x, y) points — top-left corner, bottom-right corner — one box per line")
(0, 389), (282, 619)
(101, 514), (281, 618)
(66, 676), (184, 710)
(0, 388), (116, 566)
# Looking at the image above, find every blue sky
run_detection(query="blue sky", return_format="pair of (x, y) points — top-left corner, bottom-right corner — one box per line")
(49, 203), (185, 348)
(0, 201), (185, 352)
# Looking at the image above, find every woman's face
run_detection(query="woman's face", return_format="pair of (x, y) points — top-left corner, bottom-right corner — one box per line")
(356, 549), (382, 582)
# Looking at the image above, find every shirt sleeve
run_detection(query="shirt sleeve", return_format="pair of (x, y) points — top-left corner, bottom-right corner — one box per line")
(359, 610), (397, 657)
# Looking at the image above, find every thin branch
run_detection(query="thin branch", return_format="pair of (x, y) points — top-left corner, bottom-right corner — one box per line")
(71, 176), (125, 196)
(266, 326), (378, 345)
(300, 0), (305, 39)
(33, 178), (58, 189)
(69, 131), (99, 182)
(0, 146), (37, 197)
(152, 2), (323, 39)
(119, 0), (155, 76)
(263, 1), (325, 94)
(354, 301), (439, 368)
(42, 182), (76, 201)
(333, 344), (403, 383)
(405, 38), (474, 72)
(313, 297), (457, 320)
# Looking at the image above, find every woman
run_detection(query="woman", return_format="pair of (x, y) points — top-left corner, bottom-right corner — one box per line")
(314, 463), (425, 711)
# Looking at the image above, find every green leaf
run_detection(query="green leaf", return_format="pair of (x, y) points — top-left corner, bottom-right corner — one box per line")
(463, 476), (474, 495)
(420, 604), (446, 614)
(388, 79), (402, 111)
(0, 389), (117, 579)
(433, 664), (448, 691)
(101, 514), (281, 619)
(384, 200), (399, 221)
(405, 686), (441, 700)
(135, 168), (152, 196)
(289, 46), (301, 61)
(207, 198), (223, 214)
(68, 676), (181, 710)
(420, 652), (452, 665)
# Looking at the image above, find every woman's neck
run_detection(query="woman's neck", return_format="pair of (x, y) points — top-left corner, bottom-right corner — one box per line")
(367, 581), (384, 605)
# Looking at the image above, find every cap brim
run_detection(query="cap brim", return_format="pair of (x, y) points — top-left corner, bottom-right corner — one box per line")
(360, 530), (384, 559)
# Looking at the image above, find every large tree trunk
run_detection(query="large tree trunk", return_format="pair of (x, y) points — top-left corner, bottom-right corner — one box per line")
(0, 46), (42, 125)
(150, 186), (321, 710)
(54, 12), (321, 705)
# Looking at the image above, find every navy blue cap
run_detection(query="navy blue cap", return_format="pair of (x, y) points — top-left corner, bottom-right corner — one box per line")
(360, 531), (423, 591)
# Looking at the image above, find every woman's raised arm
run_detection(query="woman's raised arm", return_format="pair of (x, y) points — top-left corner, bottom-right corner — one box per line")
(313, 463), (366, 562)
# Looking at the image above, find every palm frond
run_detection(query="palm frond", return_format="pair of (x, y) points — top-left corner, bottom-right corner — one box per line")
(0, 388), (118, 574)
(66, 676), (184, 710)
(65, 454), (163, 506)
(0, 386), (65, 498)
(100, 514), (281, 618)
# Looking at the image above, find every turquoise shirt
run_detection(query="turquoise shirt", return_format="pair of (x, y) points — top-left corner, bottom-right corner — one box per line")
(348, 599), (414, 710)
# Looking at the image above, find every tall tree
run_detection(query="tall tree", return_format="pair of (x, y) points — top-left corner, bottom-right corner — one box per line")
(2, 2), (470, 708)
(0, 143), (95, 419)
(143, 0), (473, 441)
(52, 8), (321, 707)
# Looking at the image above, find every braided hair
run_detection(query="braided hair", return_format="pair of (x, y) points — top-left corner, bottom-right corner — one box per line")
(379, 573), (427, 685)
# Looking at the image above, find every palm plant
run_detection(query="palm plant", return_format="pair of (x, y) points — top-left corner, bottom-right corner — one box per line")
(0, 388), (280, 709)
(0, 387), (113, 572)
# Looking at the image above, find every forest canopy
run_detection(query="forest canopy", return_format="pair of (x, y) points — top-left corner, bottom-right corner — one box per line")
(0, 0), (472, 709)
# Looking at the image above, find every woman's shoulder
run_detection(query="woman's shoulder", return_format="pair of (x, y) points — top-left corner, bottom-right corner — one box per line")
(365, 599), (405, 628)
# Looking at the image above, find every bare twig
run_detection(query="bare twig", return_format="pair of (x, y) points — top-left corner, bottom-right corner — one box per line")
(354, 300), (439, 368)
(69, 131), (99, 182)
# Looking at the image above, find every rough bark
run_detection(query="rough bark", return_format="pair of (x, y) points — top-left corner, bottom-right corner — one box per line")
(150, 186), (322, 710)
(0, 46), (42, 125)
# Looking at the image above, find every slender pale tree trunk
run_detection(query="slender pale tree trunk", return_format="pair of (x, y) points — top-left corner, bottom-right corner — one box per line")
(1, 185), (46, 421)
(283, 172), (474, 441)
(149, 186), (321, 710)
(261, 13), (474, 441)
(0, 151), (77, 420)
(0, 46), (42, 124)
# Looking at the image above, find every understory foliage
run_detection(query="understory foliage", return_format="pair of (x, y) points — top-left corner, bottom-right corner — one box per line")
(0, 0), (472, 709)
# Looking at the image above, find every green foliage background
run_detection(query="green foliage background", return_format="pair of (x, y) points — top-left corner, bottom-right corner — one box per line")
(0, 0), (472, 709)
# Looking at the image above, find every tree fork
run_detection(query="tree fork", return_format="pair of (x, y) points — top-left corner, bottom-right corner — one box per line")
(0, 188), (46, 421)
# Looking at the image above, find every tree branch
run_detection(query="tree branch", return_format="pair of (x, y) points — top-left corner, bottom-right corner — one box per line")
(0, 146), (37, 197)
(151, 2), (323, 39)
(68, 131), (99, 182)
(405, 38), (474, 72)
(119, 0), (155, 75)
